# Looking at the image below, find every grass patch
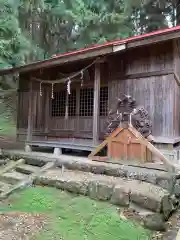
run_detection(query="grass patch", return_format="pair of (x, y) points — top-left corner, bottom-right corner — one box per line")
(0, 186), (151, 240)
(0, 116), (16, 137)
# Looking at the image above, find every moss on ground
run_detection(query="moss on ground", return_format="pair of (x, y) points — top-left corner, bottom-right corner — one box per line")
(0, 186), (151, 240)
(0, 116), (16, 137)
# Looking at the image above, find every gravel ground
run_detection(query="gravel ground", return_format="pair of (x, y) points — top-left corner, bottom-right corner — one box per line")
(123, 207), (180, 240)
(0, 212), (46, 240)
(161, 209), (180, 240)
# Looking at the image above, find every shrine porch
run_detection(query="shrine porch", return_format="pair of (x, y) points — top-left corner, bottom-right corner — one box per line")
(25, 138), (101, 154)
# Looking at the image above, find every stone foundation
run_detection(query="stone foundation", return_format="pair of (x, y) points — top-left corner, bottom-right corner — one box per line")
(2, 149), (180, 231)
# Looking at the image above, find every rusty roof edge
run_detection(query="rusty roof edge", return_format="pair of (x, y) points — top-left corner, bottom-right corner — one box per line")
(1, 25), (180, 76)
(0, 45), (114, 76)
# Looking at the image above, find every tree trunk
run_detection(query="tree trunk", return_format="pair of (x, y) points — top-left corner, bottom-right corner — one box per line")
(176, 0), (180, 25)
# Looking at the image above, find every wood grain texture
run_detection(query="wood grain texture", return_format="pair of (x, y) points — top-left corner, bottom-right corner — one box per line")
(26, 81), (33, 142)
(173, 39), (180, 137)
(93, 62), (100, 144)
(108, 74), (175, 137)
(17, 39), (180, 145)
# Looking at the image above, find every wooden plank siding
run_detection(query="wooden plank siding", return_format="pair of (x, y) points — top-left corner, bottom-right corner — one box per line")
(108, 74), (174, 137)
(17, 62), (108, 141)
(173, 39), (180, 137)
(108, 41), (175, 138)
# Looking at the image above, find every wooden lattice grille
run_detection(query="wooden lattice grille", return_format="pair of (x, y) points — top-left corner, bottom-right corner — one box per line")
(80, 87), (108, 117)
(51, 90), (76, 117)
(80, 88), (94, 116)
(68, 90), (76, 116)
(100, 87), (108, 116)
(51, 87), (108, 118)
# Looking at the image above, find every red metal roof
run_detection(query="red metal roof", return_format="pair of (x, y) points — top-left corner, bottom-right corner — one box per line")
(1, 25), (180, 75)
(52, 25), (180, 58)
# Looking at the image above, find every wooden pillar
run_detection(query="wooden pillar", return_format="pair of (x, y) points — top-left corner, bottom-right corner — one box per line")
(16, 78), (20, 141)
(75, 88), (80, 137)
(93, 62), (101, 145)
(45, 86), (50, 138)
(26, 80), (33, 151)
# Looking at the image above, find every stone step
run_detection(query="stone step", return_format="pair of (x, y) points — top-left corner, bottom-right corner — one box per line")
(0, 171), (26, 184)
(123, 203), (166, 231)
(3, 150), (178, 191)
(36, 169), (175, 220)
(22, 153), (175, 190)
(15, 164), (41, 175)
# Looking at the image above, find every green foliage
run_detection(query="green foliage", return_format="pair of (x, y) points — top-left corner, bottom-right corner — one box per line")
(0, 0), (32, 69)
(129, 0), (177, 34)
(20, 0), (133, 57)
(0, 0), (179, 75)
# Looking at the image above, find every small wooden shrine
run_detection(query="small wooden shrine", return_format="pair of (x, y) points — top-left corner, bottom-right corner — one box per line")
(89, 95), (151, 162)
(88, 95), (175, 171)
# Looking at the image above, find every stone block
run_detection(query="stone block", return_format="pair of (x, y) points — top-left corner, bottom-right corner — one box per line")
(53, 148), (62, 156)
(61, 180), (88, 195)
(88, 181), (113, 201)
(25, 145), (32, 153)
(174, 183), (180, 198)
(161, 196), (174, 220)
(143, 213), (166, 231)
(110, 185), (130, 207)
(127, 180), (170, 213)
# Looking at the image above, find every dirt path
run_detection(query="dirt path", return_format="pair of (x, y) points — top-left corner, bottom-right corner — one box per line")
(0, 137), (23, 150)
(0, 212), (46, 240)
(161, 209), (180, 240)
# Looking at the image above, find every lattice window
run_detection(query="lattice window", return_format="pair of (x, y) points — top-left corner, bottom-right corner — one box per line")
(68, 90), (76, 116)
(51, 91), (66, 117)
(51, 90), (76, 117)
(80, 88), (94, 116)
(80, 87), (108, 117)
(100, 87), (108, 116)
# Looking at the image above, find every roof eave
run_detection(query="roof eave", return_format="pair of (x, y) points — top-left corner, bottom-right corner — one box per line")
(0, 26), (180, 76)
(0, 45), (115, 76)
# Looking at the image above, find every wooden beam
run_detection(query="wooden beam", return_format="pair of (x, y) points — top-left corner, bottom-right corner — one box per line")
(0, 46), (113, 76)
(93, 62), (101, 145)
(75, 88), (80, 137)
(125, 69), (173, 79)
(113, 44), (126, 53)
(174, 72), (180, 87)
(16, 78), (20, 141)
(45, 87), (50, 136)
(129, 126), (176, 172)
(26, 80), (33, 142)
(127, 31), (180, 49)
(89, 128), (123, 160)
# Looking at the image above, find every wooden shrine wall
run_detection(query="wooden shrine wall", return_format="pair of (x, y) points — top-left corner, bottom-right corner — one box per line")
(173, 39), (180, 136)
(17, 65), (108, 141)
(108, 40), (178, 138)
(17, 39), (180, 141)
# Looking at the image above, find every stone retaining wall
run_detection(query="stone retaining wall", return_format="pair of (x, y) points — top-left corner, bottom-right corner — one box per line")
(3, 150), (179, 194)
(35, 168), (178, 231)
(3, 150), (180, 231)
